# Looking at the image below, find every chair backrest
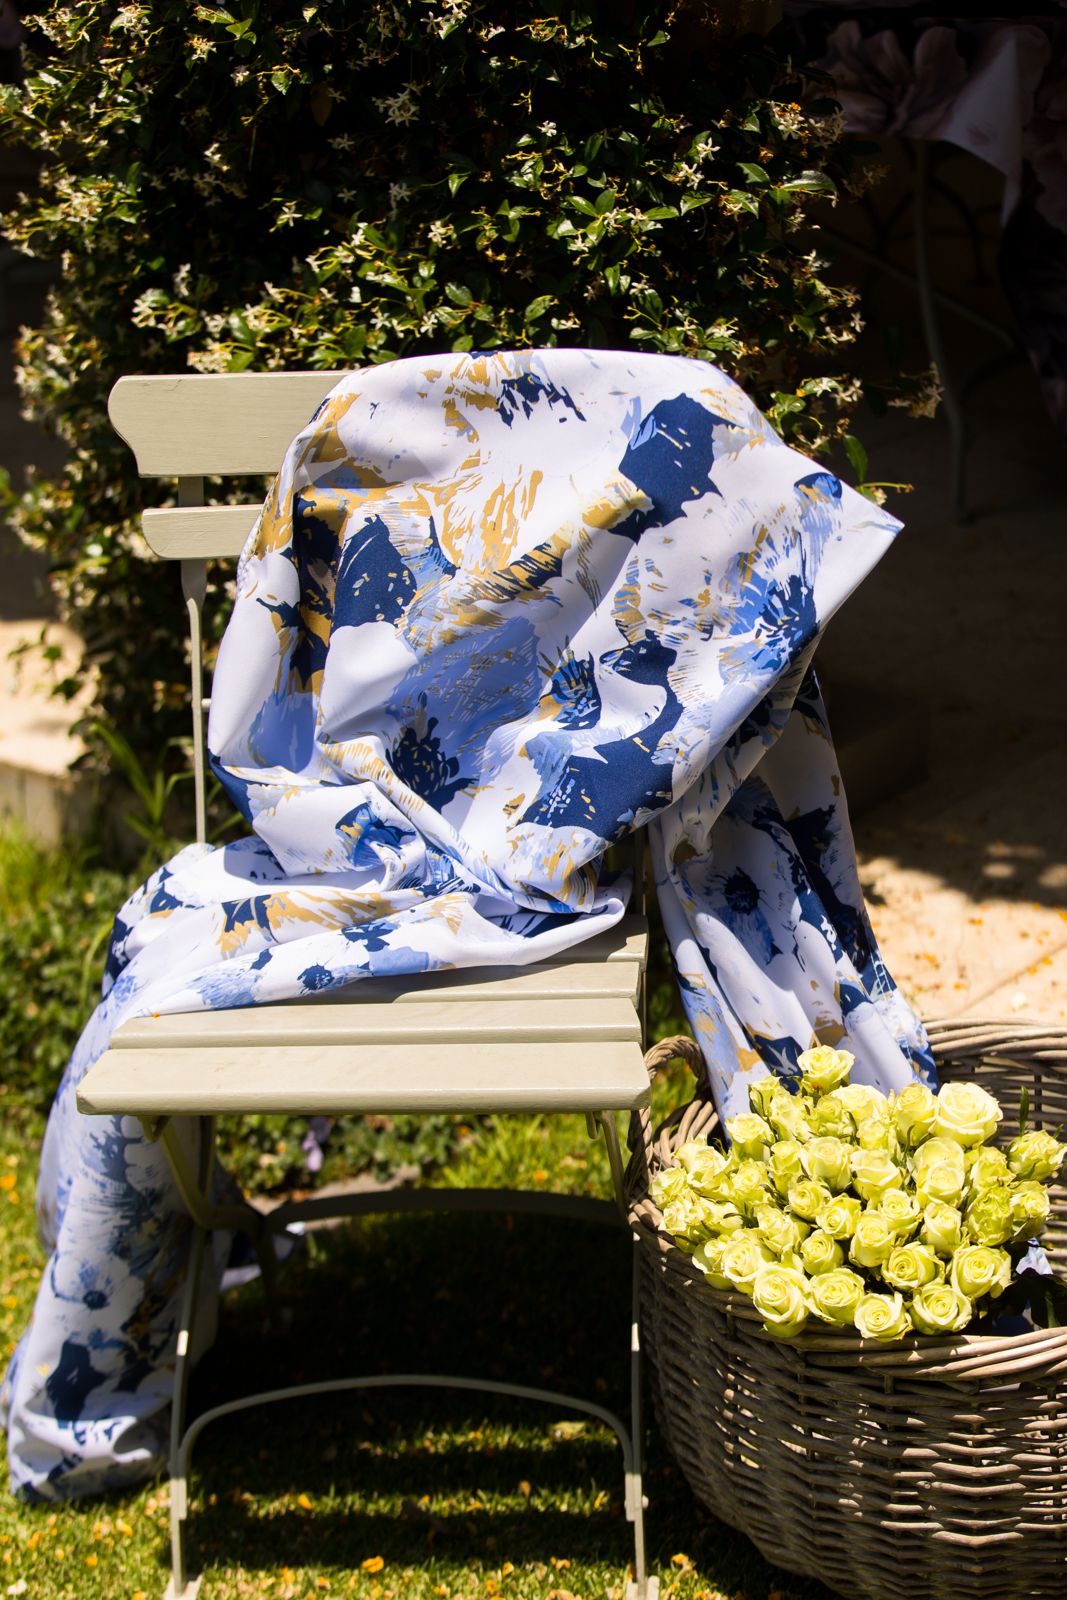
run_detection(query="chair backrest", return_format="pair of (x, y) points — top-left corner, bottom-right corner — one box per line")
(108, 372), (345, 843)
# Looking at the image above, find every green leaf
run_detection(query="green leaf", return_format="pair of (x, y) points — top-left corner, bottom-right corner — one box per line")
(843, 434), (868, 483)
(594, 188), (616, 215)
(524, 295), (555, 321)
(737, 162), (769, 186)
(724, 189), (759, 217)
(778, 170), (837, 198)
(643, 205), (679, 221)
(444, 282), (472, 307)
(447, 172), (469, 197)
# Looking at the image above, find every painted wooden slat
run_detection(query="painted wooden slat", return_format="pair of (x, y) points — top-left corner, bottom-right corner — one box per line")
(111, 997), (639, 1050)
(77, 1041), (651, 1117)
(142, 505), (260, 560)
(109, 372), (346, 476)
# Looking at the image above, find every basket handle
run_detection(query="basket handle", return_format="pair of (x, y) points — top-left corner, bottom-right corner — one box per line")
(626, 1033), (706, 1191)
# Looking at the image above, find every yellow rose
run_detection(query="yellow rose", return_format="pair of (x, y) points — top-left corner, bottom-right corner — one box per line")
(809, 1094), (857, 1139)
(877, 1187), (921, 1239)
(675, 1137), (728, 1177)
(817, 1194), (863, 1240)
(809, 1267), (865, 1326)
(752, 1265), (812, 1338)
(801, 1136), (853, 1193)
(829, 1083), (888, 1123)
(727, 1159), (773, 1215)
(661, 1192), (716, 1250)
(755, 1203), (807, 1257)
(855, 1291), (912, 1341)
(910, 1281), (972, 1335)
(685, 1154), (735, 1200)
(649, 1166), (690, 1209)
(747, 1076), (780, 1120)
(766, 1089), (813, 1145)
(848, 1210), (896, 1269)
(950, 1244), (1012, 1302)
(920, 1200), (963, 1257)
(768, 1140), (805, 1198)
(850, 1148), (899, 1201)
(798, 1045), (854, 1096)
(964, 1187), (1014, 1248)
(881, 1242), (941, 1294)
(692, 1235), (731, 1288)
(787, 1177), (833, 1222)
(725, 1112), (773, 1160)
(720, 1233), (777, 1294)
(1007, 1130), (1067, 1183)
(854, 1113), (899, 1156)
(912, 1138), (966, 1208)
(965, 1146), (1011, 1195)
(892, 1082), (938, 1148)
(1010, 1181), (1051, 1237)
(800, 1229), (844, 1276)
(933, 1082), (1002, 1148)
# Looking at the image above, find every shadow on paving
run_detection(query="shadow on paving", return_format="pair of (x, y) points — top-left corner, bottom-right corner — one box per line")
(186, 1210), (836, 1598)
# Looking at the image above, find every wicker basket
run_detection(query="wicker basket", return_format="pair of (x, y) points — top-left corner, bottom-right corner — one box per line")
(627, 1022), (1067, 1600)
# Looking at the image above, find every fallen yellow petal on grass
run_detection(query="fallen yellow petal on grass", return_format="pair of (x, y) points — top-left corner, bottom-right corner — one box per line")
(0, 1175), (16, 1192)
(297, 1493), (313, 1511)
(670, 1552), (694, 1571)
(500, 1563), (514, 1575)
(361, 1556), (384, 1573)
(85, 1554), (98, 1568)
(115, 1519), (133, 1537)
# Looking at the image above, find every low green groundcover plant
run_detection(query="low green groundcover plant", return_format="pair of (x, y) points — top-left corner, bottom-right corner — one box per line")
(0, 0), (927, 801)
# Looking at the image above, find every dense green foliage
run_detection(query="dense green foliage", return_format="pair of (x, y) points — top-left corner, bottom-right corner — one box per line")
(0, 827), (126, 1120)
(0, 1), (884, 783)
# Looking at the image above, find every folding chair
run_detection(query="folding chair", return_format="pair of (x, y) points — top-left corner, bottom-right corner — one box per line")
(75, 374), (660, 1599)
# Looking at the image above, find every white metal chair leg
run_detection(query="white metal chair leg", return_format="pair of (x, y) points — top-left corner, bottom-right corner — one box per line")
(165, 1215), (206, 1600)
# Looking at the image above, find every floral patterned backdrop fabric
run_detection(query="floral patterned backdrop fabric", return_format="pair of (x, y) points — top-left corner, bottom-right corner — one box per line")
(1, 349), (933, 1499)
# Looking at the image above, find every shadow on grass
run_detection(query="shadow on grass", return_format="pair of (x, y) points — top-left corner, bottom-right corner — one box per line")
(183, 1210), (835, 1599)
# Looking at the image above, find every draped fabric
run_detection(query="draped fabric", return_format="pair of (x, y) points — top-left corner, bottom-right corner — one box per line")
(1, 349), (933, 1499)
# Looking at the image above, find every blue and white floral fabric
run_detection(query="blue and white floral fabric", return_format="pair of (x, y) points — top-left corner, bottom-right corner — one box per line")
(2, 349), (934, 1499)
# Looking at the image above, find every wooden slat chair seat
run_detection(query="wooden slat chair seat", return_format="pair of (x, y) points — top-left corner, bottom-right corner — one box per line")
(75, 374), (657, 1600)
